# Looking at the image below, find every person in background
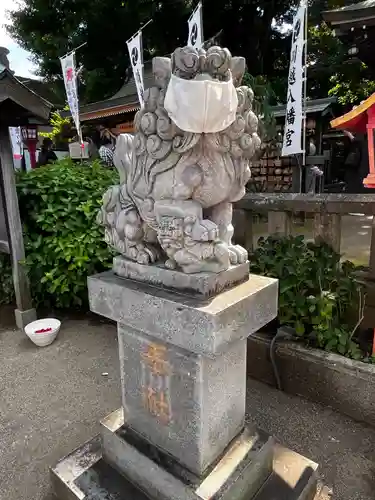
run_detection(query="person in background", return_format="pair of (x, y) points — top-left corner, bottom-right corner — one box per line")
(98, 126), (118, 145)
(307, 137), (317, 156)
(343, 130), (368, 193)
(37, 138), (57, 167)
(85, 136), (99, 159)
(98, 136), (115, 167)
(305, 137), (323, 193)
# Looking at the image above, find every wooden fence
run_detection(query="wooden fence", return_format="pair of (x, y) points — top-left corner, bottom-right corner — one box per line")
(234, 193), (375, 328)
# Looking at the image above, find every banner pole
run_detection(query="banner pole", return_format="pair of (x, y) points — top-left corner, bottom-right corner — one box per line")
(126, 19), (153, 44)
(188, 1), (201, 22)
(302, 0), (308, 170)
(60, 42), (87, 60)
(199, 2), (204, 43)
(140, 19), (153, 32)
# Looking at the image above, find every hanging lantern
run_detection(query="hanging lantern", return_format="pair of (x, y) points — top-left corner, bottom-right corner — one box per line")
(306, 118), (316, 130)
(348, 45), (359, 57)
(21, 125), (38, 169)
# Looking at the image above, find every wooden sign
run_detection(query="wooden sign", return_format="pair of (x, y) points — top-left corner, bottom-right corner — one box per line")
(114, 122), (134, 134)
(69, 141), (90, 159)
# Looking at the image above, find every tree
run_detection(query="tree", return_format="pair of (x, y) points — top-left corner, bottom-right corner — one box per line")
(243, 72), (278, 145)
(39, 109), (73, 148)
(8, 0), (298, 104)
(307, 0), (375, 107)
(9, 0), (374, 109)
(8, 0), (189, 102)
(329, 69), (375, 106)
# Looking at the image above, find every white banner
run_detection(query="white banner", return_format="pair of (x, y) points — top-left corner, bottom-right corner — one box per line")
(127, 31), (145, 107)
(282, 2), (306, 157)
(9, 127), (22, 160)
(188, 2), (204, 49)
(60, 52), (82, 142)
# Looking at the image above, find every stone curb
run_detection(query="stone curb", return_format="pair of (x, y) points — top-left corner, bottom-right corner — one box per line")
(247, 332), (375, 427)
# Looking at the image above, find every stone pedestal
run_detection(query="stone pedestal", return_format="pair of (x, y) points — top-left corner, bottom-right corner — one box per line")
(113, 256), (250, 298)
(52, 265), (320, 500)
(88, 270), (277, 475)
(117, 327), (247, 474)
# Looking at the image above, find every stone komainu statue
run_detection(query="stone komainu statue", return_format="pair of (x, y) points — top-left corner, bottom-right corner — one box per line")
(98, 46), (261, 274)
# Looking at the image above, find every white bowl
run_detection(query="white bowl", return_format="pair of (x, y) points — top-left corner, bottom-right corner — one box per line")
(24, 318), (61, 347)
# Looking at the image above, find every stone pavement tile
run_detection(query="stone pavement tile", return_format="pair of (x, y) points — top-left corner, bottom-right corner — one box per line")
(0, 313), (374, 500)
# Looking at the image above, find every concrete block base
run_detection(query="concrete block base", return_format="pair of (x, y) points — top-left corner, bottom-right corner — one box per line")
(246, 331), (375, 427)
(15, 307), (37, 330)
(52, 409), (320, 500)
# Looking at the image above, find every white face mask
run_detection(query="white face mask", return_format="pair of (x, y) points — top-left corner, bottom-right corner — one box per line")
(164, 73), (238, 134)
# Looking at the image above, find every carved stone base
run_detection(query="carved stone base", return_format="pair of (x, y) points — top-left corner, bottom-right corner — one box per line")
(101, 408), (275, 500)
(113, 256), (250, 298)
(51, 410), (320, 500)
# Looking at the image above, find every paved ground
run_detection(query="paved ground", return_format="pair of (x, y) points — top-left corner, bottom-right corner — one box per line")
(0, 312), (375, 500)
(246, 382), (375, 500)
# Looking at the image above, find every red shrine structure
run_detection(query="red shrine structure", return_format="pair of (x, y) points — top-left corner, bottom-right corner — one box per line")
(330, 94), (375, 188)
(324, 1), (375, 189)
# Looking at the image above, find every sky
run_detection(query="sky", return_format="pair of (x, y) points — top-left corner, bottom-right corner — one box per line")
(0, 0), (38, 78)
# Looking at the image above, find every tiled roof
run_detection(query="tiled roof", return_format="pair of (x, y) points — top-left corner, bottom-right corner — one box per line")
(328, 0), (375, 13)
(80, 103), (140, 121)
(111, 62), (154, 99)
(323, 0), (375, 23)
(270, 97), (337, 119)
(16, 76), (62, 106)
(65, 61), (154, 120)
(0, 69), (53, 123)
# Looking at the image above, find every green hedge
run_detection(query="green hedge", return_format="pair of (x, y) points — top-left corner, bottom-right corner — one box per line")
(0, 254), (14, 306)
(250, 235), (366, 361)
(0, 158), (118, 309)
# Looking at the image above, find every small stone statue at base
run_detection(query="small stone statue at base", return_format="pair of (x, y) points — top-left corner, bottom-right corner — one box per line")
(97, 45), (261, 274)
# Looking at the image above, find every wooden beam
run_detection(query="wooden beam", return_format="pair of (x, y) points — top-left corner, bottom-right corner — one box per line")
(0, 127), (35, 326)
(0, 239), (10, 253)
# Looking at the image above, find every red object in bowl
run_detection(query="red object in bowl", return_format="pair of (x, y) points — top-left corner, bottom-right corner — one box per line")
(35, 327), (53, 334)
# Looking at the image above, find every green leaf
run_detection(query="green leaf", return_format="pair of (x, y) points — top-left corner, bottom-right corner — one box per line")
(337, 345), (347, 356)
(295, 321), (305, 336)
(12, 157), (118, 309)
(339, 334), (348, 347)
(325, 338), (338, 352)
